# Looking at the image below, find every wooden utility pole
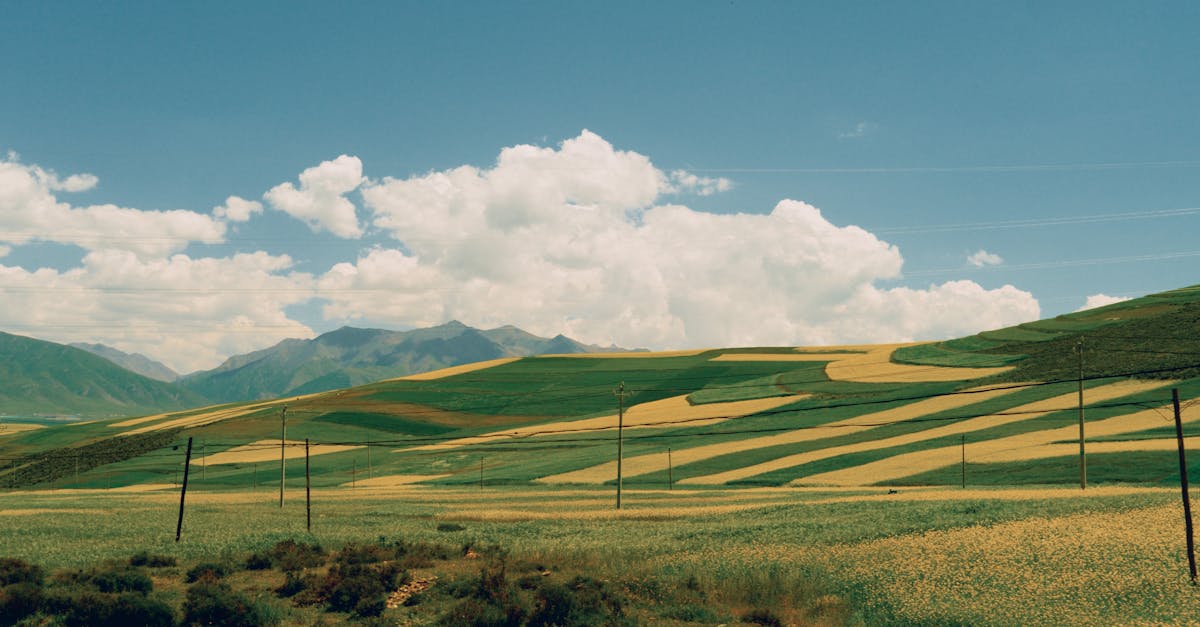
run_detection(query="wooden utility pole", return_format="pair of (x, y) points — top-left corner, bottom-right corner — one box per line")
(305, 439), (312, 533)
(668, 447), (673, 491)
(253, 463), (257, 491)
(615, 382), (627, 510)
(352, 459), (357, 489)
(175, 437), (193, 543)
(1172, 389), (1197, 584)
(366, 439), (372, 480)
(279, 406), (287, 508)
(479, 457), (484, 490)
(1077, 341), (1087, 490)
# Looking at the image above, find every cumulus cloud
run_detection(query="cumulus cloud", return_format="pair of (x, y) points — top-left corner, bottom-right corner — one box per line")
(1076, 293), (1131, 312)
(334, 131), (1039, 350)
(968, 249), (1004, 267)
(839, 121), (875, 139)
(667, 170), (733, 196)
(213, 195), (263, 222)
(0, 250), (315, 372)
(264, 155), (365, 238)
(0, 155), (226, 258)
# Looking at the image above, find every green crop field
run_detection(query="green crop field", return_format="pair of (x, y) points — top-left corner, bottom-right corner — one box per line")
(2, 285), (1200, 624)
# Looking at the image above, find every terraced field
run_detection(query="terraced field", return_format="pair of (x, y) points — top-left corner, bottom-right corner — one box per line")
(0, 286), (1198, 624)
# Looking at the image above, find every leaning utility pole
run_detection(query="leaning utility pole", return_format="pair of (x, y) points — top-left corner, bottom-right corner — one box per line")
(1077, 341), (1086, 490)
(1172, 389), (1197, 584)
(279, 405), (288, 508)
(615, 382), (627, 510)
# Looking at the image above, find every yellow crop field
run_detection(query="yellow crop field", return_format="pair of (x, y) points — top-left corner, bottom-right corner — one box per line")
(539, 383), (1022, 484)
(800, 388), (1185, 486)
(711, 343), (1013, 382)
(391, 357), (521, 381)
(407, 393), (809, 452)
(194, 439), (362, 465)
(684, 379), (1166, 485)
(0, 423), (44, 436)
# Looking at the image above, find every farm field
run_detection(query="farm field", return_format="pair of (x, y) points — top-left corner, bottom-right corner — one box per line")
(0, 286), (1199, 624)
(0, 484), (1197, 625)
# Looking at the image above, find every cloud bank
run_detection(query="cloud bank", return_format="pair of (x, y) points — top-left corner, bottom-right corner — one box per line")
(0, 132), (1040, 372)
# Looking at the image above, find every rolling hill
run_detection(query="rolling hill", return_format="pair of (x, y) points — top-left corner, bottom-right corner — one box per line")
(1, 285), (1198, 492)
(0, 332), (207, 418)
(178, 321), (634, 403)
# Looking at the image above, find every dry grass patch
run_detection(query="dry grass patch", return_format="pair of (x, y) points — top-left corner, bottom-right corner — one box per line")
(408, 393), (808, 452)
(540, 384), (1022, 484)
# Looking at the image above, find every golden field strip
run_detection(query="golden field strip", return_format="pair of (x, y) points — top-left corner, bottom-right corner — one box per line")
(802, 394), (1191, 486)
(684, 379), (1166, 485)
(193, 439), (362, 465)
(405, 393), (809, 452)
(711, 343), (1013, 382)
(538, 383), (1024, 484)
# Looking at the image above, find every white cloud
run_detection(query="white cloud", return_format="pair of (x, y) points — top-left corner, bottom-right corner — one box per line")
(264, 155), (365, 238)
(0, 245), (9, 258)
(839, 121), (875, 139)
(968, 249), (1004, 267)
(667, 170), (733, 196)
(213, 195), (263, 222)
(0, 155), (226, 258)
(1076, 293), (1131, 312)
(0, 250), (315, 372)
(337, 131), (1039, 350)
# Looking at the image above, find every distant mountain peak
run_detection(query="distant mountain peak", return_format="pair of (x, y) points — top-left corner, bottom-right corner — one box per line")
(180, 321), (632, 403)
(69, 342), (179, 382)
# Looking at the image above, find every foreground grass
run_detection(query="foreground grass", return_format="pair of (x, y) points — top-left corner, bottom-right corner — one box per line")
(0, 484), (1196, 624)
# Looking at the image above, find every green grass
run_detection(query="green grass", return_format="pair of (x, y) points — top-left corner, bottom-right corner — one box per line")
(891, 343), (1024, 368)
(885, 451), (1200, 486)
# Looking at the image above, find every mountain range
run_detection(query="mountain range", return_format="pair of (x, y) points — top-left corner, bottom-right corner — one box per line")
(0, 322), (633, 417)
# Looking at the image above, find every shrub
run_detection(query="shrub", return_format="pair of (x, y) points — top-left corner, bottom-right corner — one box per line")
(271, 540), (325, 572)
(0, 558), (43, 587)
(528, 576), (625, 627)
(129, 551), (176, 568)
(322, 561), (406, 617)
(91, 567), (153, 595)
(244, 552), (273, 571)
(335, 543), (393, 566)
(185, 562), (231, 583)
(0, 582), (43, 624)
(742, 607), (784, 626)
(43, 589), (174, 627)
(437, 523), (466, 532)
(183, 581), (267, 627)
(660, 603), (722, 623)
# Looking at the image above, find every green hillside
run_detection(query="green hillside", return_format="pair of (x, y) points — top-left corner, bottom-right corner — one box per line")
(0, 332), (209, 418)
(2, 285), (1199, 493)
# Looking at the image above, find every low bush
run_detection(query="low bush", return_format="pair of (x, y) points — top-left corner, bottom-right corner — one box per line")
(185, 561), (231, 583)
(742, 607), (785, 626)
(129, 551), (176, 568)
(183, 581), (269, 627)
(0, 557), (43, 587)
(91, 567), (153, 594)
(43, 588), (175, 627)
(0, 582), (43, 624)
(270, 539), (325, 572)
(244, 551), (273, 571)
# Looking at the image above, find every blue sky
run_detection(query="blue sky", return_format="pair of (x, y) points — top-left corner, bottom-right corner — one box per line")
(2, 1), (1198, 373)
